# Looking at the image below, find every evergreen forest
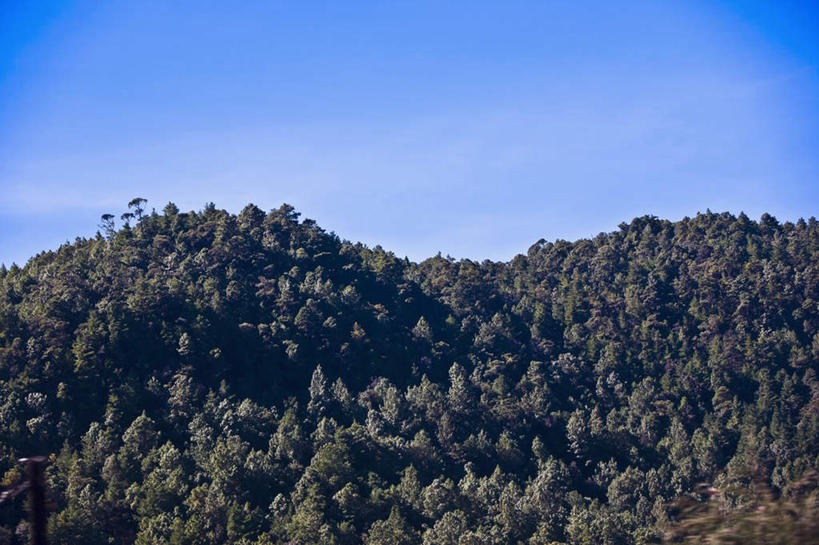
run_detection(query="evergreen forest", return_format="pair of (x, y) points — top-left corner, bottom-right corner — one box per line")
(0, 201), (817, 544)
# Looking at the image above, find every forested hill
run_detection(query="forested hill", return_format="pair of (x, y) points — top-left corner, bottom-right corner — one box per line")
(1, 202), (817, 545)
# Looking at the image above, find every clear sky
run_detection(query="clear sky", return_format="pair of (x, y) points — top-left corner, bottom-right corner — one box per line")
(1, 1), (817, 266)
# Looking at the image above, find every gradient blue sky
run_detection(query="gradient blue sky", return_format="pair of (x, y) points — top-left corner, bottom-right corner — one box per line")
(1, 1), (817, 266)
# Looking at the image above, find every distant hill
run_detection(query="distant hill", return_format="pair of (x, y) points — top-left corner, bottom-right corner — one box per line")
(0, 202), (817, 545)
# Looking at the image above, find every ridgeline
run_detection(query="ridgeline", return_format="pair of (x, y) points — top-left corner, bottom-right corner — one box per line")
(1, 202), (817, 544)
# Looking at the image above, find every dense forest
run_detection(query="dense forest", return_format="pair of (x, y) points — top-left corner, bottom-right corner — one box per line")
(0, 201), (817, 544)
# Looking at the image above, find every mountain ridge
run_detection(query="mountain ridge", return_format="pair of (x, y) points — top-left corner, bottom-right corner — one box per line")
(0, 201), (817, 544)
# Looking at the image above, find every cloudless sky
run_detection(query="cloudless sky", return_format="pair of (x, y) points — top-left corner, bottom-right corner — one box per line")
(1, 1), (817, 266)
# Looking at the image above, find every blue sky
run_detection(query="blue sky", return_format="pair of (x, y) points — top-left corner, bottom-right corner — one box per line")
(1, 1), (817, 266)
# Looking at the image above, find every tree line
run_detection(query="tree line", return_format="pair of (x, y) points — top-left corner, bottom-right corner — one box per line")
(0, 201), (817, 544)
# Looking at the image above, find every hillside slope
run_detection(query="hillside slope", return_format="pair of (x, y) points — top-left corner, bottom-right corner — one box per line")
(0, 202), (817, 544)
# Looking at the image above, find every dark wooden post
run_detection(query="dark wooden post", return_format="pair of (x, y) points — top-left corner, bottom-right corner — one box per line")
(19, 457), (48, 545)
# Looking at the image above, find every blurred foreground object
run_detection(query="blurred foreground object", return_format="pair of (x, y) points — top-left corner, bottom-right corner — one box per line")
(663, 471), (819, 544)
(18, 457), (48, 545)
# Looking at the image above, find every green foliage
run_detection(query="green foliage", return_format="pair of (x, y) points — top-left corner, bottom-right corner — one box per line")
(0, 203), (817, 544)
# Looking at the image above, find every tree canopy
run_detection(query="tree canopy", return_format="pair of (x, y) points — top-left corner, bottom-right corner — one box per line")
(0, 202), (817, 544)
